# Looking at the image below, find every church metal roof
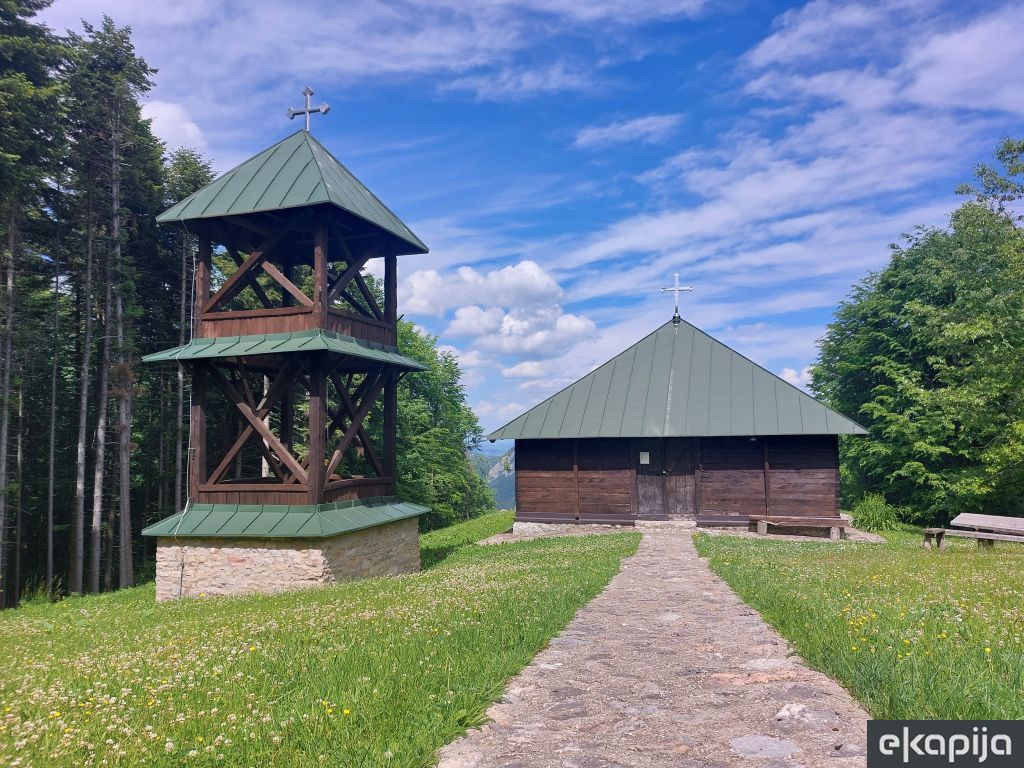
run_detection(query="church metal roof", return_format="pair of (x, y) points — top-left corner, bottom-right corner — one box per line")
(142, 496), (428, 539)
(142, 329), (427, 371)
(157, 130), (428, 255)
(488, 318), (867, 441)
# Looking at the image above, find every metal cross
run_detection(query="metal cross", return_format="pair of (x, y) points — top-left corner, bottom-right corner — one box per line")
(660, 273), (693, 324)
(287, 86), (330, 132)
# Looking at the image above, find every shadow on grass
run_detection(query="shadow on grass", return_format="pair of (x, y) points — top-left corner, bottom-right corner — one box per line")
(420, 545), (460, 570)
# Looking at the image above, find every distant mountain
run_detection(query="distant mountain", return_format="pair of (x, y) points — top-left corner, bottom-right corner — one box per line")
(471, 447), (515, 510)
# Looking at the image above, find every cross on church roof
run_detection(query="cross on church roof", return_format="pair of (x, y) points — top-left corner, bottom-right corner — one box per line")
(660, 273), (693, 325)
(287, 86), (330, 132)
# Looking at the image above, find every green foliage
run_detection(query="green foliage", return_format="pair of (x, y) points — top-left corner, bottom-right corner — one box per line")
(0, 526), (639, 766)
(850, 493), (899, 532)
(395, 320), (496, 529)
(696, 531), (1024, 718)
(813, 142), (1024, 523)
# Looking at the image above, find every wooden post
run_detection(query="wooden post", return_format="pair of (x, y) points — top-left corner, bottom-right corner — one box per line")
(308, 353), (326, 504)
(384, 370), (397, 493)
(188, 362), (207, 500)
(385, 252), (397, 325)
(194, 229), (211, 338)
(573, 439), (580, 522)
(313, 219), (328, 328)
(383, 252), (398, 491)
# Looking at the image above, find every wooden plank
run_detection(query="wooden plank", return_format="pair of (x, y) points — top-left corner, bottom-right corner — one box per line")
(937, 529), (1024, 543)
(950, 513), (1024, 535)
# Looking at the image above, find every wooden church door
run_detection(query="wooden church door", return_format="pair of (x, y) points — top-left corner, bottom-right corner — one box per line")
(663, 438), (697, 519)
(633, 438), (698, 520)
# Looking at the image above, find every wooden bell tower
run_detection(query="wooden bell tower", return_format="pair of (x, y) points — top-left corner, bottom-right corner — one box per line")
(143, 128), (429, 556)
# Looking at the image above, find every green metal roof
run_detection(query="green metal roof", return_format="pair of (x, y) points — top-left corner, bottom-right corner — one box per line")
(488, 318), (867, 440)
(142, 496), (428, 539)
(142, 328), (428, 371)
(157, 130), (428, 255)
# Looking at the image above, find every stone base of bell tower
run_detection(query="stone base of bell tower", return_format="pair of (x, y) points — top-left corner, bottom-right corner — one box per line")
(154, 515), (421, 601)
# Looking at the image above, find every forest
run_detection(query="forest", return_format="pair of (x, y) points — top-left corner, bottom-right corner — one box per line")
(813, 139), (1024, 524)
(0, 4), (492, 607)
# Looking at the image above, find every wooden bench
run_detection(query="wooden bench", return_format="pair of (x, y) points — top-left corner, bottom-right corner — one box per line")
(923, 513), (1024, 550)
(749, 515), (850, 540)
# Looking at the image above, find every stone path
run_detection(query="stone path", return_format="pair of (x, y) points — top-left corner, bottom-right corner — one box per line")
(437, 530), (868, 768)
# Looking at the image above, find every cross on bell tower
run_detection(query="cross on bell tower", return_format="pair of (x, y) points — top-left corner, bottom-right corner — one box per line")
(660, 273), (693, 325)
(288, 86), (330, 132)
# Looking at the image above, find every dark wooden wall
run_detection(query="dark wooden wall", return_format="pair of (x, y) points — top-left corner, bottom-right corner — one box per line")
(514, 435), (839, 525)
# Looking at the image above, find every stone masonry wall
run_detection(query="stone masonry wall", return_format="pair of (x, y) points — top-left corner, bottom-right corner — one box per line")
(155, 517), (420, 601)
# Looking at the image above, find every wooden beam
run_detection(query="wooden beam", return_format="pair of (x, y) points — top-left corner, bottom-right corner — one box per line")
(327, 253), (370, 304)
(354, 273), (384, 320)
(331, 373), (385, 478)
(339, 289), (375, 319)
(208, 364), (308, 484)
(261, 260), (313, 307)
(325, 368), (386, 478)
(204, 213), (301, 313)
(225, 246), (273, 308)
(207, 361), (297, 484)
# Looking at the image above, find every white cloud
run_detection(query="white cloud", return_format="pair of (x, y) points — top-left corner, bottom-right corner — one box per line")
(902, 5), (1024, 115)
(445, 306), (506, 336)
(402, 260), (563, 317)
(502, 360), (546, 378)
(445, 61), (599, 100)
(142, 100), (208, 152)
(780, 366), (813, 390)
(573, 114), (684, 149)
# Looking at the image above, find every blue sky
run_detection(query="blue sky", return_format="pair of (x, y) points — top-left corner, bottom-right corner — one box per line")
(40, 0), (1024, 432)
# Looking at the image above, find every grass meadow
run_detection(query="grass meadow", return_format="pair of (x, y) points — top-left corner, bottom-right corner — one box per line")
(695, 527), (1024, 719)
(0, 512), (640, 767)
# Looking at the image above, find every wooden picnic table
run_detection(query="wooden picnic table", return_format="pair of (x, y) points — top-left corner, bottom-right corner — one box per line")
(923, 513), (1024, 550)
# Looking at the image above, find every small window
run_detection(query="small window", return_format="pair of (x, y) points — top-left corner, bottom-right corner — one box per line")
(639, 451), (650, 465)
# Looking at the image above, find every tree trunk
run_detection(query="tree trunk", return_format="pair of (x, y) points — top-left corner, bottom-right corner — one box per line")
(89, 256), (112, 593)
(0, 211), (17, 606)
(74, 192), (94, 591)
(49, 229), (64, 592)
(14, 381), (23, 606)
(112, 118), (134, 588)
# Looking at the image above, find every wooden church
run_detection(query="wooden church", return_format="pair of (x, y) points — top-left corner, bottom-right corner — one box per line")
(142, 114), (430, 599)
(489, 311), (866, 527)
